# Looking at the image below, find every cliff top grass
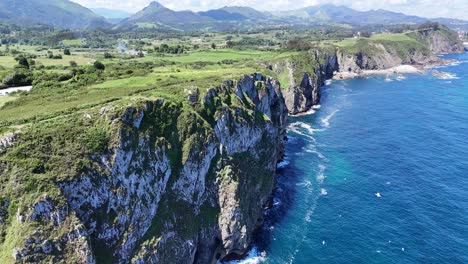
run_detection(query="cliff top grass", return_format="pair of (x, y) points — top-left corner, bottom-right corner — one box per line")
(0, 48), (294, 131)
(335, 31), (430, 57)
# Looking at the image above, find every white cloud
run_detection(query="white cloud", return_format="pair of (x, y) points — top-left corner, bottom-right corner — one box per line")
(72, 0), (468, 20)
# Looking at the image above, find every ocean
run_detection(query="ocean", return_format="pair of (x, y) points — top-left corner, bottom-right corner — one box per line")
(229, 52), (468, 264)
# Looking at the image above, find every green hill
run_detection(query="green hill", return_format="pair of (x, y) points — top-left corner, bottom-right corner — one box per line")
(118, 1), (214, 30)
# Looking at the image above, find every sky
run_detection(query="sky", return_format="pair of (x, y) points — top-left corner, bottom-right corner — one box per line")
(72, 0), (468, 20)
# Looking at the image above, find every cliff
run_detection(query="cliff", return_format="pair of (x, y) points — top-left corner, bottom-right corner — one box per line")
(278, 25), (465, 115)
(0, 74), (287, 263)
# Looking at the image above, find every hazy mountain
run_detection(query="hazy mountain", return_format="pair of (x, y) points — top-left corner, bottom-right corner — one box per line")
(5, 0), (462, 31)
(198, 6), (270, 21)
(217, 6), (269, 20)
(0, 0), (111, 29)
(120, 2), (468, 31)
(275, 4), (468, 29)
(118, 1), (215, 30)
(91, 8), (132, 19)
(275, 4), (424, 24)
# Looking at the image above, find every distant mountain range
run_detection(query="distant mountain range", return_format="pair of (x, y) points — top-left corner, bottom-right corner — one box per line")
(91, 8), (132, 19)
(0, 0), (466, 31)
(0, 0), (111, 29)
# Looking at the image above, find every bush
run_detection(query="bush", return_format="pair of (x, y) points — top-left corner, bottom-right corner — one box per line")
(64, 48), (71, 55)
(83, 127), (109, 153)
(69, 61), (78, 67)
(104, 52), (113, 59)
(93, 61), (105, 70)
(16, 56), (30, 69)
(2, 68), (33, 86)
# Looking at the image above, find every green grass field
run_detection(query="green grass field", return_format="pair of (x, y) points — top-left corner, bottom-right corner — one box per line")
(0, 47), (291, 128)
(0, 57), (17, 69)
(0, 96), (17, 108)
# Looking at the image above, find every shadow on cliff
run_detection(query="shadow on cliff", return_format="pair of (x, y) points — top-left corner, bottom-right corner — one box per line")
(253, 112), (322, 253)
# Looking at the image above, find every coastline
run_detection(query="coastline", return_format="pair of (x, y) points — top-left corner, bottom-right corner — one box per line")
(333, 65), (422, 80)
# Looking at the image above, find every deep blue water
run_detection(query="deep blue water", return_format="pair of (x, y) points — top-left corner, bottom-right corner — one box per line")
(232, 52), (468, 264)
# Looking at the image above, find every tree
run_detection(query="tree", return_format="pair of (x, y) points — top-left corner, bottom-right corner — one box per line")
(17, 56), (29, 69)
(226, 41), (235, 48)
(211, 43), (216, 49)
(2, 68), (33, 86)
(64, 48), (71, 55)
(93, 61), (105, 70)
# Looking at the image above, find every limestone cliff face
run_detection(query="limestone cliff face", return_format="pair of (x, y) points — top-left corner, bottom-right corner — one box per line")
(274, 50), (339, 115)
(413, 26), (465, 54)
(0, 73), (287, 263)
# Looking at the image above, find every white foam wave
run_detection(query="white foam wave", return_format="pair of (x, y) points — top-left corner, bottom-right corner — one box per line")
(288, 122), (328, 143)
(219, 247), (266, 264)
(277, 159), (290, 169)
(430, 60), (468, 69)
(273, 198), (281, 207)
(321, 110), (339, 128)
(316, 164), (326, 183)
(325, 80), (332, 86)
(432, 70), (459, 80)
(288, 126), (316, 143)
(320, 188), (328, 196)
(304, 146), (326, 160)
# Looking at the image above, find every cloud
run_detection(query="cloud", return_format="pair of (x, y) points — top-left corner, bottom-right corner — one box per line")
(72, 0), (468, 20)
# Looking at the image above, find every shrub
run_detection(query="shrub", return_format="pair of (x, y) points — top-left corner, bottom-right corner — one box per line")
(83, 127), (109, 153)
(2, 68), (33, 86)
(64, 48), (71, 55)
(17, 56), (30, 69)
(93, 61), (105, 70)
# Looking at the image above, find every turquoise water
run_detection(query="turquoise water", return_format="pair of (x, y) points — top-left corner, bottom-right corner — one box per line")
(240, 53), (468, 264)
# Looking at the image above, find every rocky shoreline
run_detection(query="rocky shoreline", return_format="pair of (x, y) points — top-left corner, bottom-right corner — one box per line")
(281, 29), (465, 116)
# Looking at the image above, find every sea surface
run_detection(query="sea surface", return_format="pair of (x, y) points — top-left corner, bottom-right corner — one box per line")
(229, 52), (468, 264)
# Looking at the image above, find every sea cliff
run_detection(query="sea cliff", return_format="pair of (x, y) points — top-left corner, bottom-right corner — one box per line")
(0, 74), (287, 263)
(277, 24), (465, 114)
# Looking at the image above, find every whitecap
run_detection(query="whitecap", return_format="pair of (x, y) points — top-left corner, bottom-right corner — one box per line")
(219, 247), (266, 264)
(304, 146), (326, 160)
(396, 75), (406, 81)
(277, 159), (290, 169)
(375, 192), (382, 198)
(273, 198), (281, 207)
(316, 164), (326, 183)
(431, 70), (459, 80)
(321, 110), (339, 128)
(320, 188), (328, 196)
